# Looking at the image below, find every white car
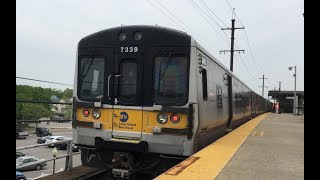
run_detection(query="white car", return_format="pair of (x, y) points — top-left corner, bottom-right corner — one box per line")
(45, 136), (69, 147)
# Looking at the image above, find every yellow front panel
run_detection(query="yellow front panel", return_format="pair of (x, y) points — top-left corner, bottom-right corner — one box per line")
(142, 111), (188, 133)
(76, 108), (113, 130)
(112, 109), (143, 133)
(76, 108), (188, 134)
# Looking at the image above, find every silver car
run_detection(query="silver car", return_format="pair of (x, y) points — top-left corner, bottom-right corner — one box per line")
(16, 156), (47, 171)
(45, 136), (69, 147)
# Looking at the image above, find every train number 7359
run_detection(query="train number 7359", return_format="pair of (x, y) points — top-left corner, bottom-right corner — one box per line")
(120, 46), (138, 53)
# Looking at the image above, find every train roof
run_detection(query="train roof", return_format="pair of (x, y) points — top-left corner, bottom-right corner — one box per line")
(78, 25), (191, 48)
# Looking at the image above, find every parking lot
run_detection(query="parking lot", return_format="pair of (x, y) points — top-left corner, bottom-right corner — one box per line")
(16, 122), (81, 179)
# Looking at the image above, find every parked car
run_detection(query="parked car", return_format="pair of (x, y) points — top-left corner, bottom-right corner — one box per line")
(56, 142), (79, 152)
(16, 171), (27, 180)
(45, 136), (69, 147)
(56, 116), (67, 123)
(16, 156), (47, 171)
(16, 129), (28, 139)
(37, 136), (52, 144)
(36, 127), (52, 137)
(16, 152), (25, 159)
(52, 115), (67, 123)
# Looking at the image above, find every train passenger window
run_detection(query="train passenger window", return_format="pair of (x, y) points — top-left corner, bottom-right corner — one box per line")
(202, 69), (208, 101)
(119, 60), (137, 103)
(78, 57), (105, 100)
(154, 56), (188, 105)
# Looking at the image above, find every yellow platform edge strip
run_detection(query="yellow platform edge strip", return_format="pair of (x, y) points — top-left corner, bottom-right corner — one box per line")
(155, 113), (270, 180)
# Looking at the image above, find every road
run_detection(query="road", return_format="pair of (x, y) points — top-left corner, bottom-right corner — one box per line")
(16, 122), (82, 179)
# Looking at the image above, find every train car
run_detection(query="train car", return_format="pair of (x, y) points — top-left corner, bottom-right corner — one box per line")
(72, 25), (270, 178)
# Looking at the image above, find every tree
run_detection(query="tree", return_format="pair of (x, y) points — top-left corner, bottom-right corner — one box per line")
(16, 85), (73, 120)
(17, 103), (53, 120)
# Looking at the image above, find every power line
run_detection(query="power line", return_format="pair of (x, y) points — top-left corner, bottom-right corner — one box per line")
(145, 0), (212, 49)
(191, 0), (223, 29)
(189, 0), (228, 45)
(16, 76), (73, 86)
(153, 0), (211, 48)
(242, 30), (265, 73)
(196, 0), (232, 47)
(198, 0), (229, 28)
(235, 52), (257, 81)
(145, 0), (187, 32)
(225, 0), (233, 12)
(234, 43), (260, 77)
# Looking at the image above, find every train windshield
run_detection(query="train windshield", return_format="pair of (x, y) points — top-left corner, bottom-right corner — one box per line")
(78, 57), (105, 100)
(154, 56), (188, 105)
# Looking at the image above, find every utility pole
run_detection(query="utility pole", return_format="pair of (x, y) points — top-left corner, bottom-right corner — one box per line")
(220, 9), (245, 72)
(294, 66), (297, 114)
(259, 75), (268, 98)
(289, 65), (297, 114)
(278, 81), (281, 103)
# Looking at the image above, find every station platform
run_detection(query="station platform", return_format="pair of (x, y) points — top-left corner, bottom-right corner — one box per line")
(155, 113), (304, 180)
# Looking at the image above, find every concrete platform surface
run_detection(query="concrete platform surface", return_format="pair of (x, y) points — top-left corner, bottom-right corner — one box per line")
(216, 113), (304, 180)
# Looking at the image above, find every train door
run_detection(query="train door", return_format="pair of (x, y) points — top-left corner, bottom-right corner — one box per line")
(227, 74), (233, 130)
(111, 48), (143, 139)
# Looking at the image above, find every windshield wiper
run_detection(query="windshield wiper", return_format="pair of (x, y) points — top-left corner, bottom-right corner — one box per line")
(79, 57), (94, 92)
(159, 51), (173, 80)
(81, 57), (94, 78)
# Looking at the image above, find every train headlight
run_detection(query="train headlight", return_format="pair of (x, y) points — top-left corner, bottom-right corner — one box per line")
(119, 32), (126, 41)
(92, 109), (101, 119)
(170, 114), (180, 123)
(134, 32), (142, 41)
(83, 109), (90, 117)
(157, 113), (168, 124)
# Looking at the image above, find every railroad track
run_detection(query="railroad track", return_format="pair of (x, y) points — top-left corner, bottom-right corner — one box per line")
(37, 165), (112, 180)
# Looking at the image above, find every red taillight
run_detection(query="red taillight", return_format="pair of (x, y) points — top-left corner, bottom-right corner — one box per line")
(83, 109), (90, 117)
(170, 114), (180, 123)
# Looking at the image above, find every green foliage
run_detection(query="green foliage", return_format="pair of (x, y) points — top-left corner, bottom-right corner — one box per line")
(18, 103), (53, 120)
(16, 85), (73, 120)
(64, 105), (72, 119)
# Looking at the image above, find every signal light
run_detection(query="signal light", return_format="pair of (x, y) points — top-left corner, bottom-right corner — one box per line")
(83, 109), (90, 117)
(170, 114), (180, 123)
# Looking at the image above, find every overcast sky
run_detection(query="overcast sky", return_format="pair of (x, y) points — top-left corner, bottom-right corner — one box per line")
(16, 0), (304, 98)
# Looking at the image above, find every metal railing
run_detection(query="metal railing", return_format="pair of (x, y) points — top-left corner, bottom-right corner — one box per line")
(16, 119), (72, 123)
(16, 139), (76, 172)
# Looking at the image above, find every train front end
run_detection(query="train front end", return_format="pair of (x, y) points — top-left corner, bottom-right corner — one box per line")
(72, 26), (197, 173)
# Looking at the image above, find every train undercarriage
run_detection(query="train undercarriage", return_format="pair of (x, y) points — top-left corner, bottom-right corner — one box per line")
(80, 148), (186, 179)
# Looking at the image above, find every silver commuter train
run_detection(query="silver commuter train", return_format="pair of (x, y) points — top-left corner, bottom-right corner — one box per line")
(72, 25), (271, 175)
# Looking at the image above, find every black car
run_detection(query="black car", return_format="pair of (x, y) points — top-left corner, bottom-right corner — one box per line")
(16, 129), (28, 139)
(36, 127), (52, 137)
(37, 136), (52, 144)
(16, 152), (25, 159)
(56, 142), (79, 152)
